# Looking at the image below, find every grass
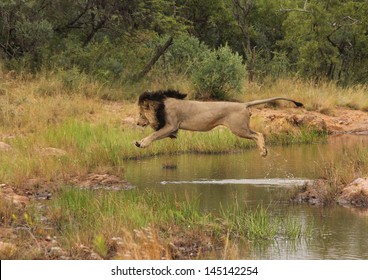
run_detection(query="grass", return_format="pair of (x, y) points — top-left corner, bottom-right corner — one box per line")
(1, 72), (367, 259)
(0, 187), (320, 259)
(0, 116), (325, 187)
(220, 202), (315, 241)
(245, 78), (368, 113)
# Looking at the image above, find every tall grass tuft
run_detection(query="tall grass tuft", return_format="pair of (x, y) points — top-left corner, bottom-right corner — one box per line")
(246, 206), (278, 240)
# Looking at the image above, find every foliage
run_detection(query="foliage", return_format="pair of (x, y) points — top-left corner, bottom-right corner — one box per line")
(156, 34), (209, 76)
(279, 0), (368, 84)
(1, 0), (368, 88)
(191, 45), (246, 100)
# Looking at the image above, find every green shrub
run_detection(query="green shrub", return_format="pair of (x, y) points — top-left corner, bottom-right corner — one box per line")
(191, 45), (246, 100)
(157, 34), (209, 75)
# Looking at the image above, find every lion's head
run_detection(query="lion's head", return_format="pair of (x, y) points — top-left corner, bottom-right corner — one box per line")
(137, 90), (187, 131)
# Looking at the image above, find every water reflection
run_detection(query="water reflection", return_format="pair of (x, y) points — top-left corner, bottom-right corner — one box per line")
(124, 135), (368, 259)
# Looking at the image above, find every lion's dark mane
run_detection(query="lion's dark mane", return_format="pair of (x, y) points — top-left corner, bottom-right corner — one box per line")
(138, 90), (187, 131)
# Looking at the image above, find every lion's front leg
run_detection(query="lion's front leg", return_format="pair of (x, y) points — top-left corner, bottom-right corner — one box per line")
(135, 126), (178, 148)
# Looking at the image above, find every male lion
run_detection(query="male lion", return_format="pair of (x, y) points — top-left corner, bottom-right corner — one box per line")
(135, 90), (303, 157)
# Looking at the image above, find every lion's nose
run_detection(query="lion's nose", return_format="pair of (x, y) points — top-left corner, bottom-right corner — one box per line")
(136, 121), (145, 127)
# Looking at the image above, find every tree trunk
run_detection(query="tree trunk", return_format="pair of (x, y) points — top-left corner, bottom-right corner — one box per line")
(134, 36), (173, 80)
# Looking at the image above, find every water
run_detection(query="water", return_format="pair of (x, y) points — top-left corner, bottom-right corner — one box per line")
(124, 135), (368, 259)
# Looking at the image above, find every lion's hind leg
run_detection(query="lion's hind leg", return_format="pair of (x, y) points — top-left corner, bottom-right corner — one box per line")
(252, 131), (267, 157)
(229, 127), (268, 157)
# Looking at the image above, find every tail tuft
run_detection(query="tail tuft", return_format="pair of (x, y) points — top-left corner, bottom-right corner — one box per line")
(294, 101), (304, 107)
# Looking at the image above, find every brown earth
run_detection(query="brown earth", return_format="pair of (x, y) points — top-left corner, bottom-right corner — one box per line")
(251, 106), (368, 135)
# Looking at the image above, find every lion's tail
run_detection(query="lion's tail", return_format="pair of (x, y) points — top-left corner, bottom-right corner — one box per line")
(245, 97), (303, 108)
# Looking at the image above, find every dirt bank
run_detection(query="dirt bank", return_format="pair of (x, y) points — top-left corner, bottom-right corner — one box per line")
(251, 106), (368, 135)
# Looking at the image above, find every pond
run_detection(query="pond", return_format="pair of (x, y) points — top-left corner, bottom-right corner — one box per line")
(124, 135), (368, 259)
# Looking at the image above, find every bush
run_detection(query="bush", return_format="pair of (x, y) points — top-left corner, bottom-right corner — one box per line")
(191, 45), (246, 100)
(156, 34), (209, 75)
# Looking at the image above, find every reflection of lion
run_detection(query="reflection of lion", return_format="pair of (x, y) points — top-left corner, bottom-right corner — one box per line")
(135, 90), (303, 157)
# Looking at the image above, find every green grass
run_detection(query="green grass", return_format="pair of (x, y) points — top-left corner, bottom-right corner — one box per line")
(246, 206), (278, 240)
(32, 188), (318, 259)
(220, 201), (314, 241)
(50, 188), (208, 232)
(1, 118), (326, 187)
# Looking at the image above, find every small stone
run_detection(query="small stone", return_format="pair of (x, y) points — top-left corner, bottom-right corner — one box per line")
(49, 246), (64, 257)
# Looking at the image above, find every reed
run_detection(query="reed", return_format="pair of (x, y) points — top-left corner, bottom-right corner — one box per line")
(246, 206), (278, 240)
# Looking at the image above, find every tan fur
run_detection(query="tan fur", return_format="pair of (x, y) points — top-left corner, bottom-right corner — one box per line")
(135, 96), (303, 157)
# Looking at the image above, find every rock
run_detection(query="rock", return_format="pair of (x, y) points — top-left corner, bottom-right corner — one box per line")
(90, 252), (103, 260)
(0, 142), (11, 152)
(337, 178), (368, 207)
(291, 179), (329, 206)
(49, 246), (65, 257)
(45, 235), (53, 242)
(286, 114), (327, 132)
(0, 186), (29, 207)
(70, 173), (134, 190)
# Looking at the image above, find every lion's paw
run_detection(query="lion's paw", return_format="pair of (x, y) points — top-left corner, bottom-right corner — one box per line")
(134, 141), (141, 148)
(260, 149), (268, 158)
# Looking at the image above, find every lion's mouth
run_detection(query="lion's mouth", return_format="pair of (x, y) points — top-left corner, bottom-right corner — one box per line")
(137, 122), (149, 128)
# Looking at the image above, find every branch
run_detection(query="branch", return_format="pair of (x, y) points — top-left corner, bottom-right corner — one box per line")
(54, 1), (92, 33)
(331, 16), (360, 27)
(277, 7), (312, 13)
(82, 16), (108, 47)
(303, 0), (309, 10)
(134, 36), (173, 80)
(277, 1), (312, 14)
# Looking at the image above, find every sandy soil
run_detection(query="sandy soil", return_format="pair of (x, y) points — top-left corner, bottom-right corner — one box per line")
(251, 106), (368, 135)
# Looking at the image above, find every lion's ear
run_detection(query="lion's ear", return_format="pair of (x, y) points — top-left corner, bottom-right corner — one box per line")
(148, 101), (160, 110)
(142, 101), (150, 110)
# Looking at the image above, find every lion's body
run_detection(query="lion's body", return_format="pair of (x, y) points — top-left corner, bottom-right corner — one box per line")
(135, 90), (303, 157)
(164, 98), (250, 131)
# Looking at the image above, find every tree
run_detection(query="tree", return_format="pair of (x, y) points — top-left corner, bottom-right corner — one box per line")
(279, 0), (368, 84)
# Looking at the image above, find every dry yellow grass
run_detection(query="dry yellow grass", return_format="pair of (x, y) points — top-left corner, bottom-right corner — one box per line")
(245, 78), (368, 113)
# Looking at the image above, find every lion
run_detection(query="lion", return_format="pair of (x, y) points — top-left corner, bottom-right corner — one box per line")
(135, 90), (303, 157)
